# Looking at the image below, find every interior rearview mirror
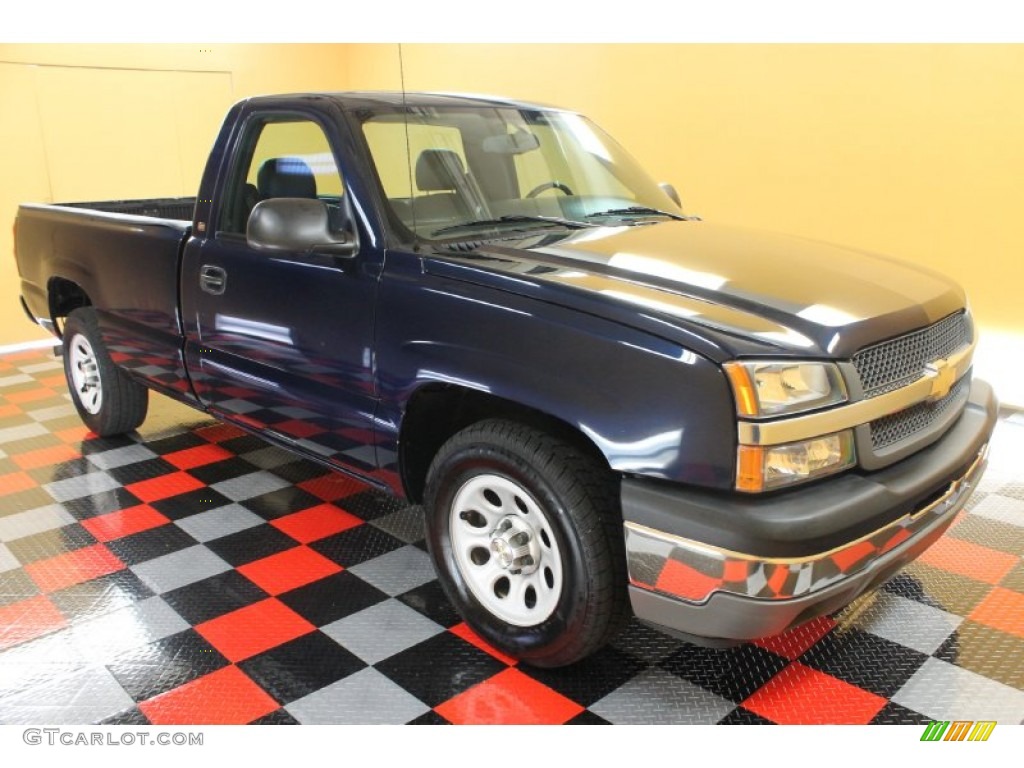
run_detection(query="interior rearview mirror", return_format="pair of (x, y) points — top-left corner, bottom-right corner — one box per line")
(483, 129), (541, 155)
(247, 198), (356, 258)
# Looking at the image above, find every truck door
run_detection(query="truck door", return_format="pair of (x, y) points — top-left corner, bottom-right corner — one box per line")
(181, 109), (382, 477)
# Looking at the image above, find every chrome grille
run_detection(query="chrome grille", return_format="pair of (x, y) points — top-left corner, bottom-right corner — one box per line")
(869, 374), (970, 450)
(853, 312), (970, 398)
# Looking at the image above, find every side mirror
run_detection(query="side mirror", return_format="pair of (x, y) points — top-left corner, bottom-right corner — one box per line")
(658, 182), (682, 209)
(247, 198), (356, 258)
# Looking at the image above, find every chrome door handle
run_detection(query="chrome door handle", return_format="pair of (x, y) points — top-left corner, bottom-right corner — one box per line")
(199, 265), (227, 295)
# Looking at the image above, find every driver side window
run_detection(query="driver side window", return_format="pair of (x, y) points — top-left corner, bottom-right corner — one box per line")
(219, 116), (345, 236)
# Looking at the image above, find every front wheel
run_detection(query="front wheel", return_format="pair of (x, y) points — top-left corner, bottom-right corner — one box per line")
(63, 308), (149, 436)
(424, 419), (628, 667)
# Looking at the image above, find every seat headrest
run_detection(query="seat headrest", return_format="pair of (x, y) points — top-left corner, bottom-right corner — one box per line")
(415, 149), (466, 192)
(257, 157), (317, 199)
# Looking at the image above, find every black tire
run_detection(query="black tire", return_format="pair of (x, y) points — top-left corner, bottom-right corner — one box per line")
(62, 307), (149, 436)
(423, 419), (629, 667)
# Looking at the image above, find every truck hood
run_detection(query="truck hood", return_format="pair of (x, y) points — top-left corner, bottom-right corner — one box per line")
(423, 220), (967, 361)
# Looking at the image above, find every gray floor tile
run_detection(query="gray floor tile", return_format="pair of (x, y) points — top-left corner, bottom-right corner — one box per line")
(0, 543), (18, 574)
(892, 657), (1024, 724)
(67, 596), (189, 664)
(286, 667), (429, 724)
(321, 599), (443, 664)
(212, 471), (290, 502)
(0, 633), (86, 699)
(18, 361), (62, 374)
(0, 504), (77, 543)
(590, 668), (736, 724)
(130, 545), (232, 594)
(26, 404), (78, 423)
(348, 545), (437, 596)
(844, 592), (963, 655)
(44, 472), (121, 503)
(370, 507), (425, 544)
(969, 494), (1024, 528)
(0, 374), (33, 388)
(0, 423), (48, 445)
(174, 504), (264, 543)
(0, 665), (134, 725)
(86, 444), (157, 470)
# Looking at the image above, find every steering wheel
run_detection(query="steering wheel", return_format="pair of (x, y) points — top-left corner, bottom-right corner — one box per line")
(526, 181), (574, 198)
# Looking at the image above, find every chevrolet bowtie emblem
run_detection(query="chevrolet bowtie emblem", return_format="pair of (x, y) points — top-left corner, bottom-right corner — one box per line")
(925, 358), (956, 401)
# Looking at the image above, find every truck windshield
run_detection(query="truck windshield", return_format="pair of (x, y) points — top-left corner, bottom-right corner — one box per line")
(358, 105), (683, 240)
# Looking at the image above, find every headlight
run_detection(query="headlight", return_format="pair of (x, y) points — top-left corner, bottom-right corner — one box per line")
(724, 360), (847, 418)
(737, 430), (856, 492)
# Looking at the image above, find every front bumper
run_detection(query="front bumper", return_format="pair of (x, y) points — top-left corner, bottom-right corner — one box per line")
(622, 378), (998, 644)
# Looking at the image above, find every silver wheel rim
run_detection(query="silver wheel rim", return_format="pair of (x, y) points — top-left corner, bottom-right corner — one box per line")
(449, 473), (564, 626)
(68, 333), (103, 415)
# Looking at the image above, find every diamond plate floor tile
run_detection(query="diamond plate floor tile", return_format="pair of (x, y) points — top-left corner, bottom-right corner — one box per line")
(129, 545), (231, 594)
(285, 666), (429, 724)
(0, 423), (47, 446)
(0, 543), (20, 574)
(26, 404), (77, 423)
(86, 444), (158, 471)
(0, 665), (135, 725)
(173, 504), (264, 543)
(211, 471), (291, 502)
(347, 544), (437, 596)
(590, 668), (736, 724)
(969, 493), (1024, 527)
(892, 656), (1024, 723)
(0, 504), (77, 543)
(369, 506), (425, 544)
(841, 591), (963, 655)
(321, 598), (444, 664)
(43, 471), (121, 503)
(66, 596), (190, 664)
(0, 632), (87, 699)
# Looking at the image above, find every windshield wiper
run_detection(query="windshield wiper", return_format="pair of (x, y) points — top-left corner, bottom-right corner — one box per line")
(431, 214), (598, 236)
(584, 206), (690, 221)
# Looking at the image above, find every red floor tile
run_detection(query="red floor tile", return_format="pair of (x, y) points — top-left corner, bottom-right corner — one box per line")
(0, 471), (37, 497)
(435, 667), (583, 724)
(0, 403), (21, 419)
(298, 473), (366, 502)
(6, 388), (57, 404)
(125, 471), (205, 503)
(237, 546), (342, 595)
(274, 420), (325, 439)
(140, 665), (279, 725)
(11, 444), (82, 470)
(195, 598), (316, 662)
(80, 504), (170, 543)
(270, 503), (362, 544)
(54, 426), (95, 443)
(39, 374), (68, 388)
(195, 423), (246, 443)
(0, 595), (68, 651)
(449, 622), (518, 666)
(162, 444), (234, 470)
(25, 543), (125, 593)
(755, 616), (837, 660)
(968, 587), (1024, 638)
(741, 662), (887, 724)
(918, 536), (1017, 585)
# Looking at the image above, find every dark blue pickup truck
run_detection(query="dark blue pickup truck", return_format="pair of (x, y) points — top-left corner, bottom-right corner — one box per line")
(14, 92), (997, 666)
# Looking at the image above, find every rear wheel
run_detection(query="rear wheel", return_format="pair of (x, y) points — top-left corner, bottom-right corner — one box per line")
(424, 419), (628, 667)
(63, 308), (148, 436)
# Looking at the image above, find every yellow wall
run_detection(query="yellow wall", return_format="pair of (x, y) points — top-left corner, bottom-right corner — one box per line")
(0, 44), (349, 347)
(3, 44), (1022, 403)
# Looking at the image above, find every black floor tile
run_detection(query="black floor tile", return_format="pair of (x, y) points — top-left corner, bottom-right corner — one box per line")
(869, 701), (931, 725)
(566, 709), (611, 725)
(105, 524), (197, 567)
(50, 569), (154, 621)
(523, 645), (649, 707)
(799, 627), (929, 698)
(335, 490), (402, 522)
(310, 523), (404, 568)
(5, 524), (98, 565)
(0, 568), (40, 607)
(277, 571), (388, 627)
(659, 642), (790, 703)
(205, 525), (297, 567)
(187, 457), (258, 486)
(219, 434), (270, 455)
(106, 457), (178, 485)
(396, 580), (462, 629)
(718, 706), (776, 725)
(239, 630), (366, 705)
(26, 457), (95, 485)
(61, 488), (142, 521)
(948, 515), (1024, 557)
(162, 570), (270, 626)
(375, 631), (506, 707)
(241, 487), (323, 520)
(151, 487), (233, 521)
(252, 709), (300, 725)
(408, 710), (451, 725)
(98, 706), (152, 725)
(144, 433), (208, 456)
(269, 462), (330, 484)
(78, 435), (137, 455)
(106, 629), (230, 701)
(0, 487), (62, 517)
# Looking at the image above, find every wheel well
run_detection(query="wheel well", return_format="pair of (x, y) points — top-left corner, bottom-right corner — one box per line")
(48, 278), (91, 336)
(398, 385), (609, 503)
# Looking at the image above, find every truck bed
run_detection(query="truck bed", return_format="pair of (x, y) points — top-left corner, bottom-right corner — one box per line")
(61, 196), (196, 221)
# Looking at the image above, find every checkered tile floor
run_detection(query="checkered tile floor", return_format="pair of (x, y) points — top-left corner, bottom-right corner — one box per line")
(1, 347), (1022, 725)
